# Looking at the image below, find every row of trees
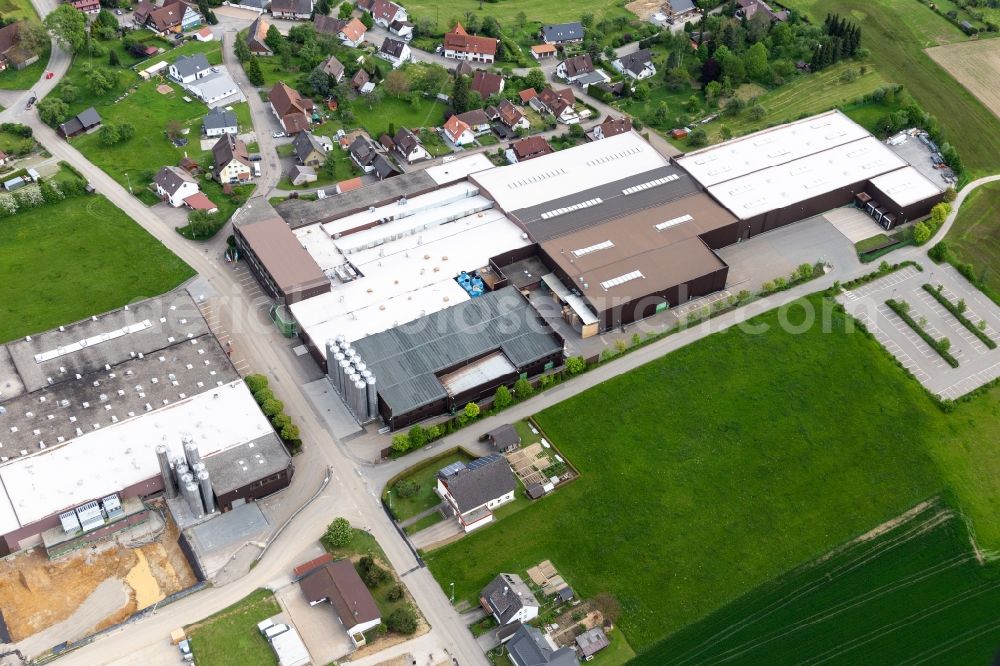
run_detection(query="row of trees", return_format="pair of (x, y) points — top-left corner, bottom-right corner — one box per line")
(245, 374), (303, 454)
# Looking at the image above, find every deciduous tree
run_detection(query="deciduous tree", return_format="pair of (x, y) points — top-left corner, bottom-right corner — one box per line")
(44, 5), (87, 54)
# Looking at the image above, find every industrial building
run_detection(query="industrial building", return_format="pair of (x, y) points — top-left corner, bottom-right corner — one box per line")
(676, 110), (945, 231)
(0, 292), (291, 556)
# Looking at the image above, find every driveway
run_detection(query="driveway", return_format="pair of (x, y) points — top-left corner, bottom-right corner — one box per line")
(275, 584), (354, 664)
(410, 517), (463, 550)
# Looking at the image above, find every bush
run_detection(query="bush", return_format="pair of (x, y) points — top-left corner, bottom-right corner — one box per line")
(253, 388), (275, 405)
(394, 479), (419, 498)
(566, 356), (586, 375)
(913, 221), (932, 245)
(271, 413), (292, 430)
(493, 385), (512, 409)
(245, 374), (268, 393)
(407, 424), (428, 448)
(386, 605), (418, 634)
(391, 433), (410, 454)
(280, 423), (300, 442)
(359, 555), (390, 587)
(386, 584), (405, 601)
(513, 377), (534, 400)
(321, 517), (353, 549)
(261, 398), (284, 417)
(463, 402), (480, 420)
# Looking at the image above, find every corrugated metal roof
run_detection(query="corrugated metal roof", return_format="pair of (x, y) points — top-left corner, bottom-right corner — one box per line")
(352, 287), (563, 416)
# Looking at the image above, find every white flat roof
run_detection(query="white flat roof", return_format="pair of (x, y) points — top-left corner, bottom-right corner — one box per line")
(677, 110), (871, 187)
(424, 153), (495, 185)
(290, 209), (530, 350)
(0, 381), (272, 528)
(707, 137), (907, 220)
(869, 166), (943, 207)
(321, 182), (481, 239)
(471, 132), (668, 211)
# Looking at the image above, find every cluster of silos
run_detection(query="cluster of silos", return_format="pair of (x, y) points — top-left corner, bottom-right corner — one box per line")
(156, 436), (216, 518)
(325, 335), (378, 424)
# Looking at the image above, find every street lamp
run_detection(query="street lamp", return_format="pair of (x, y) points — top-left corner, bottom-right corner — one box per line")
(450, 582), (455, 602)
(387, 489), (392, 510)
(125, 172), (132, 194)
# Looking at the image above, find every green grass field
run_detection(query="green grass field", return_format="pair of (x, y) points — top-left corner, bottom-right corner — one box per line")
(426, 293), (1000, 654)
(0, 41), (50, 91)
(388, 450), (473, 521)
(187, 589), (280, 666)
(635, 504), (1000, 664)
(944, 181), (1000, 299)
(785, 0), (1000, 179)
(350, 95), (447, 139)
(0, 0), (39, 22)
(0, 192), (194, 343)
(426, 296), (947, 651)
(402, 0), (633, 32)
(72, 80), (210, 191)
(698, 62), (889, 144)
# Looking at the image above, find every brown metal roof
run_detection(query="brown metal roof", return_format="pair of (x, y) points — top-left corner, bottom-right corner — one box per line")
(540, 193), (734, 309)
(299, 560), (380, 628)
(237, 217), (329, 298)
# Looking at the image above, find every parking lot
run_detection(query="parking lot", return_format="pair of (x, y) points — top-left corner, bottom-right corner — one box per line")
(275, 584), (354, 665)
(838, 264), (1000, 399)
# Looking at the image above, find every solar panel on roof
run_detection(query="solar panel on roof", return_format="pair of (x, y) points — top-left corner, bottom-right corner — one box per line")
(467, 454), (502, 471)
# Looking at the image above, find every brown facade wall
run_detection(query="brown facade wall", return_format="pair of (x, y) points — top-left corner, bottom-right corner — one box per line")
(215, 464), (294, 511)
(597, 265), (729, 330)
(864, 182), (944, 225)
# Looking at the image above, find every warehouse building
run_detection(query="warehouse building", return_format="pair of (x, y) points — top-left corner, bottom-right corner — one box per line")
(0, 292), (290, 555)
(864, 166), (945, 229)
(676, 110), (945, 232)
(234, 216), (330, 304)
(341, 287), (564, 430)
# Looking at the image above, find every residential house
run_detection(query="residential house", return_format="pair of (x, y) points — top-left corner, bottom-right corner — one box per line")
(480, 574), (540, 625)
(169, 53), (211, 84)
(338, 17), (367, 47)
(186, 71), (244, 108)
(57, 107), (102, 139)
(359, 0), (406, 28)
(377, 37), (410, 68)
(351, 68), (374, 94)
(247, 16), (273, 55)
(443, 22), (498, 64)
(530, 43), (556, 60)
(485, 425), (522, 453)
(437, 454), (516, 532)
(269, 82), (314, 135)
(541, 22), (583, 44)
(212, 133), (252, 183)
(496, 99), (529, 131)
(507, 625), (579, 666)
(299, 559), (381, 640)
(586, 114), (632, 141)
(337, 176), (363, 194)
(518, 88), (537, 104)
(67, 0), (100, 12)
(471, 70), (504, 98)
(455, 109), (491, 135)
(575, 628), (609, 660)
(591, 80), (625, 98)
(442, 115), (475, 147)
(667, 0), (700, 20)
(506, 136), (553, 164)
(319, 55), (345, 82)
(535, 87), (577, 124)
(202, 106), (238, 137)
(271, 0), (312, 20)
(453, 61), (474, 78)
(613, 49), (656, 80)
(737, 0), (788, 22)
(372, 154), (400, 181)
(195, 26), (214, 41)
(389, 19), (413, 40)
(182, 192), (218, 213)
(140, 0), (202, 34)
(313, 15), (345, 37)
(240, 0), (270, 9)
(389, 127), (428, 163)
(0, 22), (40, 72)
(293, 131), (327, 166)
(348, 135), (379, 173)
(153, 166), (200, 207)
(556, 54), (594, 83)
(289, 165), (317, 186)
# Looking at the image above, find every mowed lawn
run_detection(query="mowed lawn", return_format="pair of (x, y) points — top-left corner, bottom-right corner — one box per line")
(945, 181), (1000, 298)
(0, 0), (38, 22)
(699, 62), (889, 144)
(425, 297), (947, 651)
(403, 0), (632, 30)
(187, 589), (279, 666)
(785, 0), (1000, 179)
(350, 95), (447, 138)
(73, 81), (211, 191)
(0, 194), (194, 343)
(0, 41), (51, 91)
(635, 504), (1000, 664)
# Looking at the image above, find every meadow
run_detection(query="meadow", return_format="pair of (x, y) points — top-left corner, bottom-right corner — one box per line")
(187, 589), (280, 666)
(0, 191), (194, 343)
(635, 503), (1000, 664)
(943, 181), (1000, 299)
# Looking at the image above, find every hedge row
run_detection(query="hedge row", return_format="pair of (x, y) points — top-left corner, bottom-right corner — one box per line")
(245, 373), (303, 454)
(836, 260), (922, 293)
(885, 298), (959, 367)
(922, 283), (997, 349)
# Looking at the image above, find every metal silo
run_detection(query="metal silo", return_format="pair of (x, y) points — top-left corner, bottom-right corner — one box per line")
(156, 445), (177, 499)
(184, 440), (202, 468)
(198, 470), (215, 514)
(366, 375), (378, 421)
(354, 379), (367, 421)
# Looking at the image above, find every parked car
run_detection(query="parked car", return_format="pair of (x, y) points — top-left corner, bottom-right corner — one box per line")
(263, 623), (289, 640)
(114, 8), (123, 14)
(272, 131), (285, 138)
(434, 44), (442, 53)
(44, 71), (53, 79)
(24, 96), (36, 109)
(249, 153), (262, 161)
(178, 639), (193, 663)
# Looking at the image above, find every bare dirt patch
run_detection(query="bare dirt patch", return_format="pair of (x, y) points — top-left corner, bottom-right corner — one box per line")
(625, 0), (660, 21)
(0, 506), (196, 642)
(926, 40), (1000, 120)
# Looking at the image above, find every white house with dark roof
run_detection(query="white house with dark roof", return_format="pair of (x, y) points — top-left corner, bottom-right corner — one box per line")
(202, 107), (238, 137)
(437, 454), (516, 532)
(480, 573), (540, 625)
(612, 49), (656, 80)
(508, 625), (579, 666)
(169, 53), (211, 84)
(377, 37), (411, 68)
(541, 22), (583, 44)
(153, 165), (200, 207)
